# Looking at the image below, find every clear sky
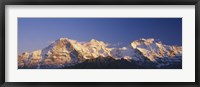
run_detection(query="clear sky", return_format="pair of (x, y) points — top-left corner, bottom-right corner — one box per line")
(18, 18), (182, 54)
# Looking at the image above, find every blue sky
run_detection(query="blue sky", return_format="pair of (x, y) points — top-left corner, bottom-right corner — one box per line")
(18, 18), (182, 54)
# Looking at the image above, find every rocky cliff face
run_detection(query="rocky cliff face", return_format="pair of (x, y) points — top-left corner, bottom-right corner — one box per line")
(18, 38), (182, 69)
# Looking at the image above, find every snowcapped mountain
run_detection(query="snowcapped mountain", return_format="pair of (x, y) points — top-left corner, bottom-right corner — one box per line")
(18, 38), (182, 69)
(130, 38), (182, 61)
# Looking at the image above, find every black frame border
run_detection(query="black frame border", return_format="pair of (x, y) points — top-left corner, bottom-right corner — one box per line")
(0, 0), (200, 87)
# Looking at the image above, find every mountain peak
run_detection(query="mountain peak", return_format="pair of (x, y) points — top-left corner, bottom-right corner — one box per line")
(130, 38), (182, 61)
(90, 39), (98, 42)
(90, 39), (101, 43)
(131, 38), (156, 48)
(51, 38), (77, 47)
(55, 38), (72, 42)
(90, 39), (104, 43)
(141, 38), (154, 43)
(59, 37), (68, 40)
(88, 39), (108, 47)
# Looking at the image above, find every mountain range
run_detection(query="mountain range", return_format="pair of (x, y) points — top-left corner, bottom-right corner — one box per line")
(18, 38), (182, 69)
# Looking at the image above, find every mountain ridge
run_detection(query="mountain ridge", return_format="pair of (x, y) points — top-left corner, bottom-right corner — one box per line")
(18, 38), (182, 69)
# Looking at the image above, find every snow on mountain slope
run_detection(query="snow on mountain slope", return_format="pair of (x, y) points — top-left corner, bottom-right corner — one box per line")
(130, 38), (182, 61)
(18, 38), (113, 68)
(18, 38), (182, 68)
